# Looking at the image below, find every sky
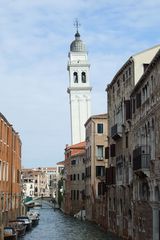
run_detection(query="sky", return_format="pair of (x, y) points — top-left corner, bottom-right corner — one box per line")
(0, 0), (160, 168)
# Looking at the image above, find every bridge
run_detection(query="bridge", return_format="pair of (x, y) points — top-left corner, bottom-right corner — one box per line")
(24, 196), (59, 209)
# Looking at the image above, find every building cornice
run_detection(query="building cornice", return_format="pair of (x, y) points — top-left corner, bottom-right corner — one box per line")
(131, 49), (160, 96)
(105, 58), (133, 91)
(85, 113), (108, 126)
(67, 87), (92, 93)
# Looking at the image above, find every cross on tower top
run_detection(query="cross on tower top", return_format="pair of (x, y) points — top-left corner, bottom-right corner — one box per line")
(74, 19), (81, 33)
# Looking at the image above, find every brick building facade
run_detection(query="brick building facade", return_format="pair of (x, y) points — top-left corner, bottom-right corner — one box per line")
(0, 113), (22, 227)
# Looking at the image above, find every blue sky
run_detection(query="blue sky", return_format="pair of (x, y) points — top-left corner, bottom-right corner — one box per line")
(0, 0), (160, 167)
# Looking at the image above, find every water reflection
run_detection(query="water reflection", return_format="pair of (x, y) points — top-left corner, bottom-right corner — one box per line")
(20, 207), (121, 240)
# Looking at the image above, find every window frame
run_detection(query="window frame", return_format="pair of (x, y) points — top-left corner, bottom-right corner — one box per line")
(97, 123), (103, 134)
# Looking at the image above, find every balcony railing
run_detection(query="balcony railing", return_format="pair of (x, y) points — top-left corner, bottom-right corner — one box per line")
(111, 124), (122, 140)
(133, 145), (151, 172)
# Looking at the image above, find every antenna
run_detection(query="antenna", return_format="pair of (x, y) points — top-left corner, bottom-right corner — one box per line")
(74, 19), (81, 32)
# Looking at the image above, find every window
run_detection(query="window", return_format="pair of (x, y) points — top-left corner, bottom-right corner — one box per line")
(7, 127), (9, 145)
(155, 186), (160, 201)
(97, 123), (103, 134)
(132, 98), (135, 113)
(136, 92), (141, 108)
(105, 147), (109, 159)
(71, 190), (73, 200)
(123, 74), (125, 82)
(6, 193), (8, 210)
(13, 167), (15, 183)
(0, 161), (2, 180)
(82, 173), (85, 180)
(113, 198), (116, 210)
(98, 182), (101, 196)
(109, 197), (112, 209)
(143, 64), (149, 72)
(85, 166), (91, 178)
(96, 145), (104, 159)
(116, 157), (123, 182)
(74, 190), (76, 200)
(81, 72), (86, 83)
(126, 71), (128, 79)
(110, 144), (116, 157)
(6, 163), (8, 181)
(17, 170), (20, 183)
(125, 100), (131, 120)
(117, 79), (120, 87)
(71, 160), (76, 165)
(126, 135), (128, 148)
(140, 182), (150, 201)
(0, 120), (2, 140)
(96, 166), (105, 177)
(73, 72), (78, 83)
(77, 190), (79, 200)
(120, 199), (123, 213)
(3, 162), (5, 181)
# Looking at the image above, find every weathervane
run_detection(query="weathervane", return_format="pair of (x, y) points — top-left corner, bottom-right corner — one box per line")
(74, 19), (81, 32)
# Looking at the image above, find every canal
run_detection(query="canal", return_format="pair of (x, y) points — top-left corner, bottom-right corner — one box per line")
(20, 206), (121, 240)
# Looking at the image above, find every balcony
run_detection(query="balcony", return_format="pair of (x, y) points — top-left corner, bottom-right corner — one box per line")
(106, 167), (116, 185)
(133, 145), (151, 176)
(111, 124), (122, 140)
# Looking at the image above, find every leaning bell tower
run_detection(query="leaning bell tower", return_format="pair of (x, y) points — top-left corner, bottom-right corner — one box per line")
(67, 21), (92, 144)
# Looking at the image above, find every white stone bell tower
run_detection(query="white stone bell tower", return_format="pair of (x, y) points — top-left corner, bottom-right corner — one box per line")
(67, 24), (91, 144)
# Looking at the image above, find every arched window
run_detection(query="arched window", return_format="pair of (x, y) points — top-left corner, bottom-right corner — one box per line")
(128, 208), (132, 220)
(141, 182), (150, 201)
(73, 72), (78, 83)
(82, 72), (86, 83)
(147, 121), (150, 134)
(155, 186), (160, 201)
(152, 118), (154, 130)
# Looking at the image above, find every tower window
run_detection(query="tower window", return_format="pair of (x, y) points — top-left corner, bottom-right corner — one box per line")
(73, 72), (78, 83)
(82, 72), (86, 83)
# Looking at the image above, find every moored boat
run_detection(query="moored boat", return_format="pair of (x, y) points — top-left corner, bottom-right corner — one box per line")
(16, 216), (32, 231)
(9, 220), (26, 237)
(27, 211), (40, 227)
(4, 226), (17, 240)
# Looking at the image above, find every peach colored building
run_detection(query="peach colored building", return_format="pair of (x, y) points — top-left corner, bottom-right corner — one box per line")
(0, 113), (22, 227)
(63, 142), (85, 215)
(85, 114), (108, 228)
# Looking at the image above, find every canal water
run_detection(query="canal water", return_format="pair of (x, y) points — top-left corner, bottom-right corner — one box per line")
(20, 206), (121, 240)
